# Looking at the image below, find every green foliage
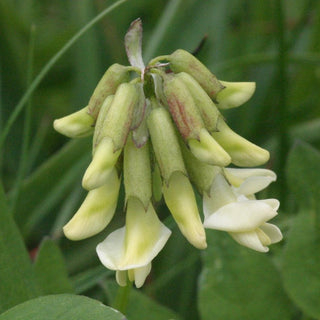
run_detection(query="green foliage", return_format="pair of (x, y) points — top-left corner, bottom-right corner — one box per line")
(33, 239), (74, 295)
(198, 231), (293, 320)
(283, 142), (320, 318)
(0, 294), (124, 320)
(1, 0), (320, 319)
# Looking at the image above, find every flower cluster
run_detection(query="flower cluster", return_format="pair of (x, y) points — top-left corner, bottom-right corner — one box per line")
(54, 19), (282, 288)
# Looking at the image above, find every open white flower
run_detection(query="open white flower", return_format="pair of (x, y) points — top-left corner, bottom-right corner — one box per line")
(96, 198), (171, 288)
(203, 171), (282, 252)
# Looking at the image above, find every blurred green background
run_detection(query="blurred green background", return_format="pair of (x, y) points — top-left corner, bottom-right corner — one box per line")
(1, 0), (320, 319)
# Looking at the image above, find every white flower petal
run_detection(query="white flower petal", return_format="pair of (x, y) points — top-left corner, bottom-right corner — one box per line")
(63, 169), (120, 240)
(204, 200), (278, 232)
(116, 270), (127, 287)
(230, 230), (269, 252)
(217, 81), (256, 109)
(261, 198), (280, 211)
(260, 223), (283, 244)
(224, 168), (277, 195)
(203, 172), (236, 219)
(123, 199), (172, 268)
(96, 227), (126, 270)
(133, 263), (152, 288)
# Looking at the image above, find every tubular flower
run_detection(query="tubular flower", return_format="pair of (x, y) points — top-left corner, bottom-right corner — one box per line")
(53, 18), (282, 287)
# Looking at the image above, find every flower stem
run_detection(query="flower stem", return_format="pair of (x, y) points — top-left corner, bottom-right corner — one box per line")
(0, 0), (128, 152)
(113, 282), (132, 315)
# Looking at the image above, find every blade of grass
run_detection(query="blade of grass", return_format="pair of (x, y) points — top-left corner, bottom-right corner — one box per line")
(10, 24), (36, 212)
(0, 0), (128, 152)
(144, 0), (183, 62)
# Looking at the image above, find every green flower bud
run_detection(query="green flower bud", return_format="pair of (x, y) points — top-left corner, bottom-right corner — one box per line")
(163, 74), (204, 140)
(92, 95), (114, 151)
(98, 82), (139, 150)
(212, 119), (270, 167)
(124, 134), (151, 208)
(163, 171), (207, 249)
(53, 106), (94, 138)
(167, 49), (224, 99)
(147, 103), (186, 183)
(88, 63), (131, 119)
(216, 81), (256, 109)
(175, 72), (220, 132)
(63, 168), (120, 240)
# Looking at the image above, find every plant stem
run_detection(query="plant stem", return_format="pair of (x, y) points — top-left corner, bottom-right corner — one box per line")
(113, 282), (132, 315)
(0, 0), (127, 152)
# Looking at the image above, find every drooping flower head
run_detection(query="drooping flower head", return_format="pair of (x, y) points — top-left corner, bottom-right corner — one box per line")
(53, 18), (282, 287)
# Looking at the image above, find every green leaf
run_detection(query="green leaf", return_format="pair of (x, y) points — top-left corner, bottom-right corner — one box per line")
(0, 294), (124, 320)
(11, 138), (90, 233)
(33, 239), (74, 295)
(286, 141), (320, 210)
(282, 210), (320, 318)
(198, 231), (293, 320)
(106, 281), (181, 320)
(0, 184), (40, 313)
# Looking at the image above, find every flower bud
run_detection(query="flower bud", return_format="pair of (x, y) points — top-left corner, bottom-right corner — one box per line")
(82, 137), (121, 190)
(53, 106), (94, 138)
(212, 119), (270, 167)
(98, 82), (139, 150)
(147, 104), (186, 183)
(188, 128), (231, 166)
(63, 168), (120, 240)
(124, 134), (151, 208)
(167, 49), (224, 99)
(163, 74), (204, 140)
(216, 81), (256, 109)
(92, 95), (114, 150)
(180, 140), (220, 194)
(88, 63), (130, 119)
(175, 72), (220, 132)
(163, 171), (207, 249)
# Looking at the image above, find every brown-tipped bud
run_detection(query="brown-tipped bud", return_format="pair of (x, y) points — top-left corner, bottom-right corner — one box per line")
(88, 64), (130, 119)
(167, 49), (224, 99)
(163, 74), (204, 141)
(175, 72), (220, 132)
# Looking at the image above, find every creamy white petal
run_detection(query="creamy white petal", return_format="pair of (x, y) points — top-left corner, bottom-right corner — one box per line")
(260, 198), (280, 211)
(260, 223), (283, 244)
(116, 270), (127, 287)
(163, 172), (207, 249)
(217, 81), (256, 110)
(82, 137), (121, 190)
(122, 199), (172, 268)
(63, 169), (120, 240)
(203, 172), (236, 219)
(133, 263), (152, 288)
(225, 168), (277, 195)
(96, 227), (126, 270)
(204, 200), (278, 232)
(230, 230), (269, 252)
